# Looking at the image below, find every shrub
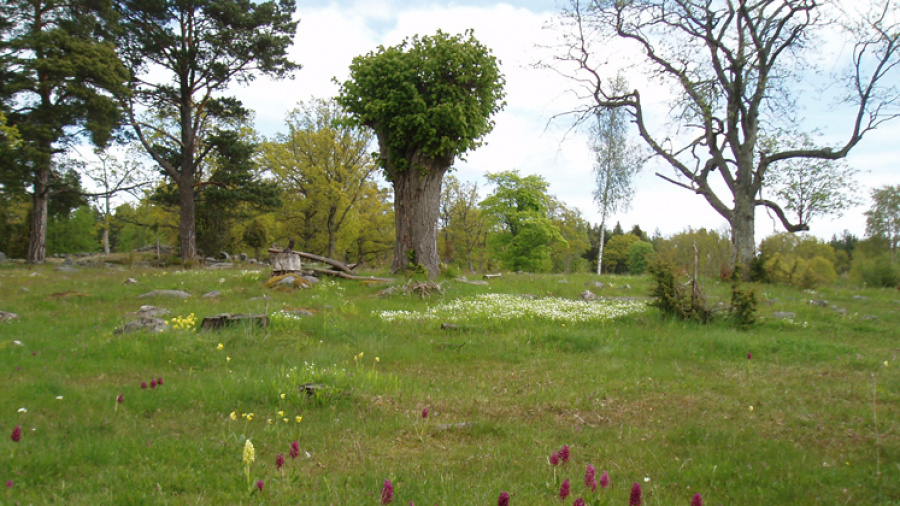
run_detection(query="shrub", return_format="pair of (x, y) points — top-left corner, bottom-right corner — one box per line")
(648, 259), (713, 323)
(799, 256), (837, 289)
(852, 253), (900, 288)
(627, 241), (655, 274)
(729, 264), (757, 329)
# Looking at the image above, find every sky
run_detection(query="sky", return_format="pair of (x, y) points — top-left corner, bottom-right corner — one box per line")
(226, 0), (899, 242)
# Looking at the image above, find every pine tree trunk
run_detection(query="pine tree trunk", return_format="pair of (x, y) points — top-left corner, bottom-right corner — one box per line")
(178, 176), (197, 262)
(390, 165), (447, 278)
(26, 166), (50, 264)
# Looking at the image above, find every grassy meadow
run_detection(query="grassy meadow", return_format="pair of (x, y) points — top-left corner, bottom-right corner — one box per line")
(0, 258), (898, 505)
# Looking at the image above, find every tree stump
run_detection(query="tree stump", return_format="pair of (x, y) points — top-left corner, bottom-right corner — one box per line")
(200, 313), (269, 330)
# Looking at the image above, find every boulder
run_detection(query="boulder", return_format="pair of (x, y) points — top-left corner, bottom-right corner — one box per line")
(772, 312), (795, 319)
(852, 295), (869, 301)
(220, 251), (231, 261)
(238, 253), (248, 262)
(580, 290), (598, 302)
(128, 305), (171, 318)
(202, 290), (221, 299)
(808, 300), (828, 307)
(0, 311), (19, 322)
(137, 290), (192, 299)
(114, 317), (169, 334)
(0, 251), (7, 261)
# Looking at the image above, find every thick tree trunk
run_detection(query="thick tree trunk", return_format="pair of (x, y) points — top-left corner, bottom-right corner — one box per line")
(178, 177), (197, 262)
(390, 165), (447, 278)
(26, 166), (50, 264)
(731, 197), (756, 269)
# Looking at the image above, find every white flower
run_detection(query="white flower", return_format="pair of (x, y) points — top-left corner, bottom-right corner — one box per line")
(55, 396), (63, 400)
(17, 407), (27, 413)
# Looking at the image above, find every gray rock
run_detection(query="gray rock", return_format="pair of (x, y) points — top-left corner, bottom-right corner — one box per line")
(286, 309), (315, 317)
(580, 290), (598, 302)
(830, 306), (847, 316)
(137, 290), (192, 299)
(276, 275), (298, 287)
(0, 251), (7, 261)
(63, 256), (75, 265)
(204, 257), (216, 264)
(0, 311), (19, 322)
(302, 275), (319, 285)
(378, 286), (399, 298)
(220, 251), (231, 261)
(808, 299), (828, 307)
(239, 253), (248, 262)
(860, 315), (878, 321)
(585, 281), (605, 289)
(202, 290), (221, 298)
(773, 312), (796, 319)
(129, 305), (171, 318)
(114, 317), (169, 334)
(248, 258), (258, 265)
(123, 277), (139, 285)
(852, 295), (869, 301)
(200, 313), (268, 330)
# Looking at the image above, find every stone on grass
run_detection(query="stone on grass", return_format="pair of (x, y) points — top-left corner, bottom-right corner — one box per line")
(128, 306), (170, 318)
(772, 312), (795, 319)
(580, 290), (598, 302)
(0, 251), (7, 261)
(114, 317), (169, 334)
(239, 253), (248, 262)
(202, 290), (221, 299)
(585, 281), (605, 289)
(808, 299), (828, 307)
(200, 313), (268, 331)
(860, 315), (878, 321)
(137, 290), (191, 299)
(123, 277), (139, 285)
(852, 295), (869, 301)
(831, 306), (847, 316)
(0, 311), (19, 322)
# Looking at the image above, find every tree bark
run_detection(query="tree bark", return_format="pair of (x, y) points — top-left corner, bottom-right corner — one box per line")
(26, 166), (50, 264)
(390, 164), (447, 278)
(178, 175), (197, 262)
(731, 196), (756, 269)
(596, 219), (606, 275)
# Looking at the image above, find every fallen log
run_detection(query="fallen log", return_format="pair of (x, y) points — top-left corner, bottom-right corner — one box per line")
(269, 248), (355, 275)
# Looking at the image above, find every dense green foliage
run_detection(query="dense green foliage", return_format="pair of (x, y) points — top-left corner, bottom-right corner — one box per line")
(865, 185), (900, 263)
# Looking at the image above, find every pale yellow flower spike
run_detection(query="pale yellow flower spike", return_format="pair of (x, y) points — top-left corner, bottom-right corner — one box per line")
(242, 439), (256, 465)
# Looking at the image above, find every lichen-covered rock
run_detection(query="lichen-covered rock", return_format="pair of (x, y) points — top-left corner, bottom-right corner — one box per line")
(137, 290), (192, 299)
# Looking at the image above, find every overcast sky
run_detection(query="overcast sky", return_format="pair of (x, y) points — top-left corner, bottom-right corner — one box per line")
(229, 0), (899, 242)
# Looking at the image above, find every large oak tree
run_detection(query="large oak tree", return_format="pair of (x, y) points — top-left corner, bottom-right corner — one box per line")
(553, 0), (900, 268)
(115, 0), (299, 262)
(337, 30), (505, 278)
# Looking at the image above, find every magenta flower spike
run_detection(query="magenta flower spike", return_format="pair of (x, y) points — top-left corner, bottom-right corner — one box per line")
(276, 453), (285, 470)
(691, 493), (703, 506)
(117, 394), (124, 404)
(150, 379), (156, 389)
(10, 425), (21, 443)
(498, 491), (510, 506)
(573, 498), (586, 506)
(381, 478), (394, 504)
(256, 479), (264, 491)
(559, 478), (570, 500)
(290, 440), (300, 459)
(629, 483), (642, 506)
(559, 445), (570, 463)
(157, 377), (163, 386)
(584, 464), (597, 491)
(599, 470), (610, 489)
(422, 407), (428, 419)
(747, 352), (752, 360)
(5, 480), (12, 488)
(141, 381), (147, 389)
(549, 452), (560, 466)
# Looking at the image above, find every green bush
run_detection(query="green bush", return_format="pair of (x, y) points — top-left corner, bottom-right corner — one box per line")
(627, 241), (655, 274)
(799, 256), (837, 289)
(852, 253), (900, 287)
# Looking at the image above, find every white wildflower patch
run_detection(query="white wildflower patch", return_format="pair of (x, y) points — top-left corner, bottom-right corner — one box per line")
(377, 293), (646, 323)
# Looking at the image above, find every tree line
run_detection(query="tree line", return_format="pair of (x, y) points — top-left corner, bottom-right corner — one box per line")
(2, 0), (898, 278)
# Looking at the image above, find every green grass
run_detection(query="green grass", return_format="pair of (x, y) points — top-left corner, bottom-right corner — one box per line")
(0, 262), (898, 505)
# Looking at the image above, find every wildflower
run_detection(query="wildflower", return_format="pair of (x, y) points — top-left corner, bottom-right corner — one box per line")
(574, 498), (586, 506)
(247, 413), (254, 421)
(498, 491), (510, 506)
(599, 470), (610, 488)
(150, 380), (156, 389)
(141, 381), (147, 389)
(5, 480), (12, 488)
(230, 411), (237, 421)
(242, 439), (256, 465)
(226, 356), (231, 362)
(691, 493), (703, 506)
(559, 478), (570, 500)
(280, 393), (286, 399)
(276, 453), (285, 470)
(11, 425), (21, 442)
(157, 377), (163, 386)
(217, 343), (224, 350)
(117, 394), (124, 404)
(267, 418), (273, 425)
(277, 410), (284, 417)
(749, 405), (754, 411)
(381, 478), (394, 504)
(422, 407), (428, 419)
(295, 415), (302, 423)
(283, 418), (289, 423)
(376, 357), (380, 362)
(629, 483), (642, 506)
(56, 396), (63, 400)
(290, 441), (300, 459)
(256, 479), (264, 491)
(559, 445), (570, 463)
(549, 452), (560, 466)
(16, 407), (26, 413)
(747, 352), (752, 360)
(585, 464), (597, 491)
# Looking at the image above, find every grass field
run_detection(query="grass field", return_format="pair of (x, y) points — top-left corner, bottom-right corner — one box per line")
(0, 259), (898, 505)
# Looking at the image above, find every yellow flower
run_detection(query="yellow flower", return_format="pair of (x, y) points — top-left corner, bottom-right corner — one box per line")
(267, 418), (273, 425)
(247, 413), (254, 421)
(295, 416), (302, 423)
(241, 412), (247, 419)
(229, 411), (237, 421)
(226, 356), (231, 363)
(375, 357), (380, 362)
(277, 411), (284, 417)
(749, 405), (754, 411)
(242, 439), (255, 465)
(280, 393), (286, 399)
(217, 343), (224, 350)
(283, 418), (289, 423)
